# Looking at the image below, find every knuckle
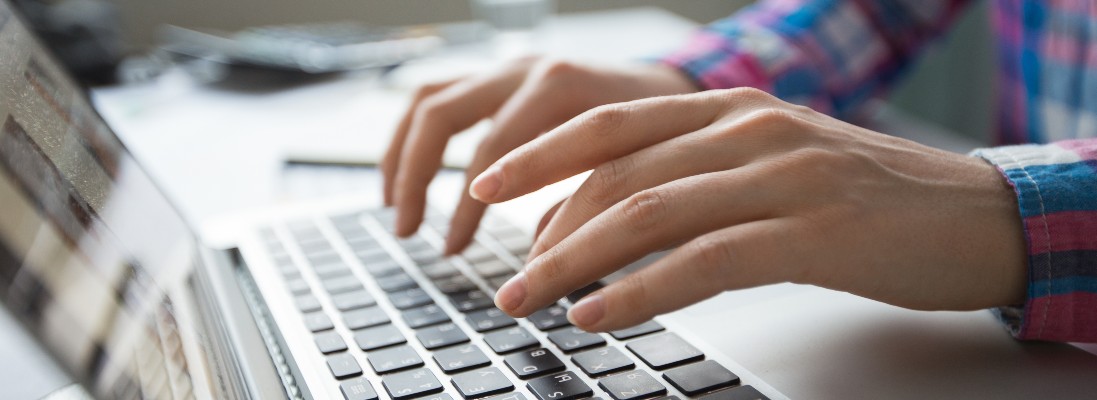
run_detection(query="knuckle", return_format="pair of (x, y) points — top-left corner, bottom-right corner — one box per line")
(532, 246), (569, 284)
(619, 189), (668, 232)
(414, 97), (451, 122)
(533, 58), (585, 82)
(716, 107), (803, 142)
(616, 274), (652, 312)
(744, 107), (797, 127)
(579, 103), (632, 137)
(714, 87), (773, 104)
(584, 158), (633, 208)
(689, 236), (735, 276)
(413, 81), (447, 99)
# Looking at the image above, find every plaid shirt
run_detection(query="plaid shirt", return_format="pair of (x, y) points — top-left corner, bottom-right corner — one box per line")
(662, 0), (1097, 342)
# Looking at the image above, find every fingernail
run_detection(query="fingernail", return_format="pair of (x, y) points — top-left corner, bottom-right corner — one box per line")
(470, 166), (502, 201)
(568, 293), (605, 328)
(495, 272), (527, 312)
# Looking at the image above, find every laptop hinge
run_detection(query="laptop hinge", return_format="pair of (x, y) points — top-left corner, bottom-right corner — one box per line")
(191, 246), (292, 399)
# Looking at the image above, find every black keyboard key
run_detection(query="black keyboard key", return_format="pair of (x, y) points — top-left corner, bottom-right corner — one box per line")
(377, 273), (419, 292)
(461, 244), (495, 263)
(416, 323), (470, 350)
(343, 306), (390, 330)
(471, 258), (513, 278)
(449, 290), (495, 313)
(315, 262), (353, 279)
(354, 324), (406, 351)
(283, 269), (303, 280)
(433, 344), (491, 373)
(572, 347), (634, 377)
(466, 308), (517, 333)
(609, 321), (664, 340)
(420, 394), (456, 400)
(398, 236), (431, 251)
(565, 282), (604, 304)
(626, 333), (703, 370)
(286, 278), (311, 295)
(503, 348), (565, 379)
(343, 235), (377, 249)
(662, 360), (739, 396)
(421, 260), (460, 279)
(382, 368), (444, 400)
(327, 353), (363, 379)
(295, 294), (323, 312)
(300, 241), (335, 256)
(528, 305), (570, 331)
(277, 262), (299, 276)
(484, 393), (527, 400)
(402, 304), (451, 329)
(299, 235), (333, 251)
(526, 372), (592, 400)
(408, 248), (442, 264)
(324, 276), (364, 294)
(435, 274), (478, 294)
(496, 235), (531, 254)
(356, 247), (390, 263)
(341, 377), (379, 400)
(487, 274), (515, 290)
(368, 345), (425, 374)
(389, 288), (434, 310)
(696, 386), (769, 400)
(483, 326), (539, 354)
(363, 259), (404, 277)
(333, 290), (377, 311)
(599, 370), (666, 400)
(547, 327), (606, 353)
(304, 311), (335, 332)
(451, 367), (515, 399)
(315, 331), (349, 354)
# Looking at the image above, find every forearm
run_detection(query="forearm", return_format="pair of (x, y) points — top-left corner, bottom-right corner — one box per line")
(661, 0), (972, 118)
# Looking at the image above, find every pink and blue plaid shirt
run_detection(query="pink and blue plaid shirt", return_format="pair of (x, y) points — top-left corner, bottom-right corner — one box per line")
(662, 0), (1097, 342)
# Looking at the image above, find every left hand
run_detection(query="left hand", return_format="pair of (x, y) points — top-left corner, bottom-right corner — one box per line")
(469, 88), (1028, 332)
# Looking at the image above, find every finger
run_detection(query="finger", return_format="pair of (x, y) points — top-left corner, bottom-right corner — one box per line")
(442, 65), (597, 254)
(381, 78), (460, 206)
(494, 164), (796, 317)
(392, 64), (531, 236)
(528, 123), (766, 259)
(567, 218), (796, 331)
(469, 88), (776, 203)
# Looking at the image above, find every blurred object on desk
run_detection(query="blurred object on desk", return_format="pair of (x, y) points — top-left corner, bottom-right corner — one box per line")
(473, 0), (554, 57)
(159, 22), (445, 74)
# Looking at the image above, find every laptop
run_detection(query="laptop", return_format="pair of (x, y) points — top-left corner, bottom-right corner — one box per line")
(2, 2), (1096, 399)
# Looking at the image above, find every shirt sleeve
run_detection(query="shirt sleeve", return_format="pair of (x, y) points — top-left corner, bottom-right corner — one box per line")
(660, 0), (971, 118)
(973, 140), (1097, 343)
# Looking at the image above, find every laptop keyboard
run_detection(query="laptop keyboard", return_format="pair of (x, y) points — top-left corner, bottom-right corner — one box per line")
(257, 208), (771, 400)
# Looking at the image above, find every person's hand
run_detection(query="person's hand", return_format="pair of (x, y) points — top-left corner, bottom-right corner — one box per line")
(381, 57), (696, 254)
(469, 88), (1028, 332)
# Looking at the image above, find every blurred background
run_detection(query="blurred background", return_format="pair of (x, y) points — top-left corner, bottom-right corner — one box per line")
(11, 0), (995, 142)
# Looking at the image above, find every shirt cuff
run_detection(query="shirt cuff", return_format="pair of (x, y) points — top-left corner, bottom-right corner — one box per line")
(973, 141), (1097, 342)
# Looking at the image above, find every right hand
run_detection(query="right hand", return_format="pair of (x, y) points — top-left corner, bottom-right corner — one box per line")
(381, 57), (697, 254)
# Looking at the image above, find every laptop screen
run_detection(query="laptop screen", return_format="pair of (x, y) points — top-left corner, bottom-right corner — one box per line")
(0, 2), (202, 398)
